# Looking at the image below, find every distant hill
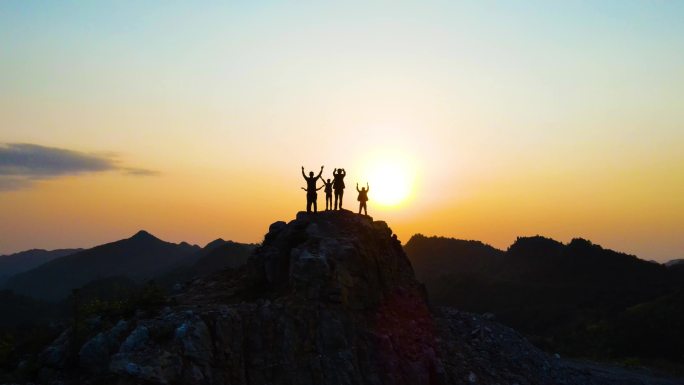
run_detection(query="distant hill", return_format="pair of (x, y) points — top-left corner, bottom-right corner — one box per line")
(665, 258), (684, 267)
(402, 235), (505, 279)
(3, 231), (199, 301)
(191, 239), (256, 276)
(0, 248), (82, 284)
(157, 239), (257, 287)
(667, 261), (684, 277)
(405, 234), (683, 363)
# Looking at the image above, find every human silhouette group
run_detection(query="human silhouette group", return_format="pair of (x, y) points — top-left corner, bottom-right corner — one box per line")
(301, 166), (370, 215)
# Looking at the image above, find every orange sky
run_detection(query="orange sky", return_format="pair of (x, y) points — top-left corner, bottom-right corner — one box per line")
(1, 2), (683, 261)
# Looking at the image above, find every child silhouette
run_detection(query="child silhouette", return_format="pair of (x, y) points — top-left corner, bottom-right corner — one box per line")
(323, 178), (334, 210)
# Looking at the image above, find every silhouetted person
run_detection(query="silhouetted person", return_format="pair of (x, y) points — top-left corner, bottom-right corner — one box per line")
(301, 184), (324, 212)
(356, 182), (369, 215)
(322, 178), (333, 210)
(302, 166), (324, 213)
(333, 168), (346, 210)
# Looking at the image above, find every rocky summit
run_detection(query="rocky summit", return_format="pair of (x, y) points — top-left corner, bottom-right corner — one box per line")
(35, 211), (680, 385)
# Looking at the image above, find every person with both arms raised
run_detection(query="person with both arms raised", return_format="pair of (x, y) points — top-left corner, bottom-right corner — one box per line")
(356, 182), (370, 216)
(301, 165), (324, 213)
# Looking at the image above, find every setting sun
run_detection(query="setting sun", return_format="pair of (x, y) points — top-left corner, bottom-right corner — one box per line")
(363, 157), (415, 207)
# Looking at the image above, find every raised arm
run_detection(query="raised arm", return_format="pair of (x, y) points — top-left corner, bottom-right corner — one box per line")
(356, 183), (360, 192)
(366, 182), (369, 191)
(301, 166), (307, 179)
(316, 165), (324, 179)
(340, 169), (346, 176)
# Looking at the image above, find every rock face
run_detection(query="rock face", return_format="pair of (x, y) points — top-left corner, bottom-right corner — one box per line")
(36, 211), (681, 385)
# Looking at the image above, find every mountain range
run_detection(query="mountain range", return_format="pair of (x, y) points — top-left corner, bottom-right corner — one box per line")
(405, 234), (684, 364)
(0, 248), (82, 285)
(2, 231), (254, 301)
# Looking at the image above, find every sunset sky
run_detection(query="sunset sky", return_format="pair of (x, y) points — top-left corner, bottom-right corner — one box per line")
(1, 1), (683, 262)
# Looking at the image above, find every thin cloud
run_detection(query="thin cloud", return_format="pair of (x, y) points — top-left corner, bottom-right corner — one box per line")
(0, 143), (159, 191)
(0, 176), (34, 191)
(123, 167), (161, 176)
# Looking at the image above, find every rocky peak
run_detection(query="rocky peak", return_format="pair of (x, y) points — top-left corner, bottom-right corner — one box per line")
(129, 230), (160, 242)
(247, 210), (423, 308)
(204, 238), (227, 249)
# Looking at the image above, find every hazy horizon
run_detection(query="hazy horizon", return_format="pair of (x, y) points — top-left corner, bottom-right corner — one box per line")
(2, 1), (683, 262)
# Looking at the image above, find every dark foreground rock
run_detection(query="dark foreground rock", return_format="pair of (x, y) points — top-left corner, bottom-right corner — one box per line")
(31, 211), (682, 385)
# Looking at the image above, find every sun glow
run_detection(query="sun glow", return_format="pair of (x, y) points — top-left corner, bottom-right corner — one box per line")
(363, 156), (416, 207)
